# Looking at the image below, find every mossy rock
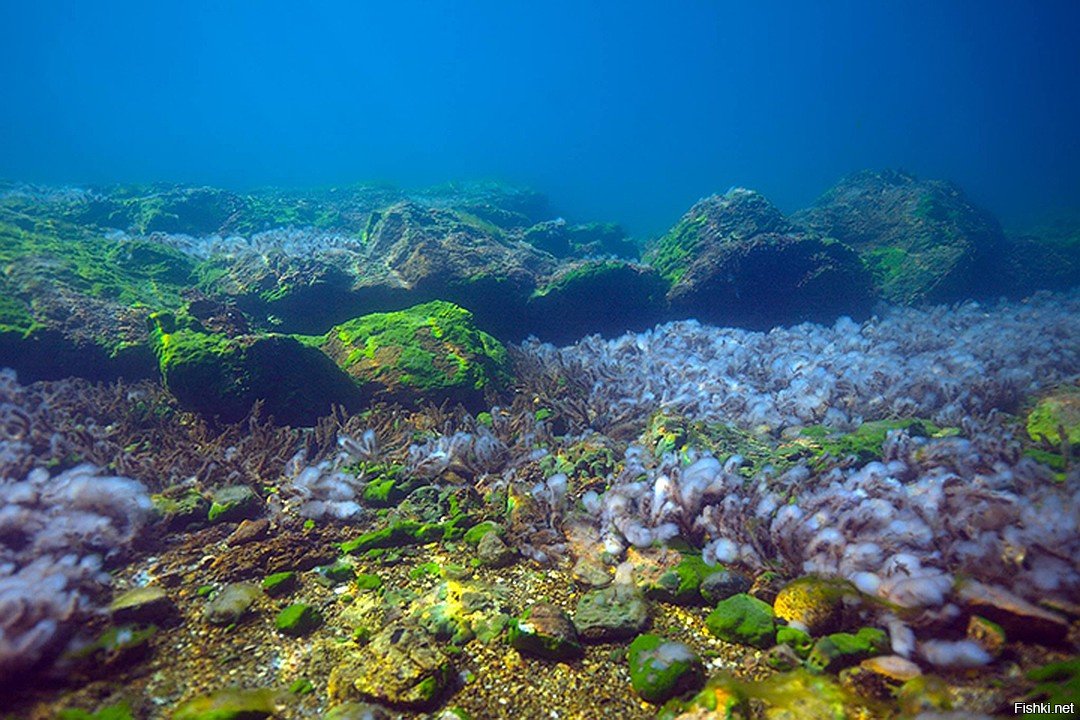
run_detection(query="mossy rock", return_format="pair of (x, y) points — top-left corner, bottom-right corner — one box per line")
(642, 552), (715, 606)
(627, 633), (704, 704)
(789, 419), (953, 469)
(705, 593), (776, 649)
(772, 576), (853, 636)
(275, 603), (323, 636)
(149, 308), (363, 424)
(171, 687), (279, 720)
(1026, 384), (1080, 446)
(508, 603), (583, 661)
(525, 260), (667, 344)
(806, 627), (889, 673)
(318, 300), (510, 411)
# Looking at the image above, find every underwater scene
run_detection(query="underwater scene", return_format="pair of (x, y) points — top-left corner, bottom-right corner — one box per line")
(1, 2), (1079, 719)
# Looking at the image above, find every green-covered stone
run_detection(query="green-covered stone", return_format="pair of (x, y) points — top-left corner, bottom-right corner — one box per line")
(171, 687), (279, 720)
(261, 572), (297, 597)
(508, 603), (582, 661)
(643, 553), (713, 605)
(463, 521), (502, 546)
(275, 603), (322, 636)
(1027, 385), (1080, 446)
(318, 300), (510, 410)
(204, 583), (261, 626)
(776, 626), (814, 659)
(705, 593), (776, 649)
(627, 633), (704, 704)
(806, 627), (889, 673)
(354, 573), (383, 591)
(207, 485), (260, 524)
(574, 584), (650, 642)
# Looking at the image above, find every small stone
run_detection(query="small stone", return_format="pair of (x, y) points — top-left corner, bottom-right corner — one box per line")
(775, 626), (813, 658)
(659, 676), (741, 719)
(705, 593), (775, 649)
(476, 531), (516, 568)
(152, 488), (210, 531)
(641, 554), (712, 605)
(806, 627), (889, 673)
(318, 560), (357, 584)
(172, 688), (279, 720)
(463, 521), (502, 546)
(966, 615), (1006, 658)
(324, 702), (392, 720)
(354, 573), (383, 591)
(699, 569), (752, 605)
(626, 633), (704, 704)
(208, 485), (261, 524)
(508, 603), (582, 661)
(571, 557), (612, 588)
(956, 579), (1069, 646)
(275, 603), (322, 636)
(574, 584), (650, 642)
(227, 518), (270, 546)
(261, 571), (297, 597)
(328, 622), (453, 710)
(748, 571), (785, 604)
(772, 576), (847, 635)
(205, 582), (262, 626)
(110, 586), (177, 625)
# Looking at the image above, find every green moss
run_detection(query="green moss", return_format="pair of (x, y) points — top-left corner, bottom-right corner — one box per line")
(317, 300), (510, 407)
(627, 634), (704, 704)
(705, 593), (776, 649)
(340, 520), (447, 555)
(643, 553), (715, 605)
(793, 418), (953, 469)
(275, 603), (322, 636)
(261, 572), (297, 597)
(647, 213), (709, 284)
(354, 573), (383, 591)
(463, 521), (502, 546)
(806, 627), (889, 673)
(57, 703), (134, 720)
(531, 260), (625, 298)
(171, 688), (278, 720)
(1026, 386), (1080, 446)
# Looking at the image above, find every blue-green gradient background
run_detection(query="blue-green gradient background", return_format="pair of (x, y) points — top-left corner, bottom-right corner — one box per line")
(1, 0), (1077, 235)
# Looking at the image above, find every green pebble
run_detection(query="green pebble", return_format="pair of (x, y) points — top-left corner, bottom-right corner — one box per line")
(776, 626), (814, 658)
(261, 572), (296, 597)
(627, 633), (704, 704)
(463, 521), (501, 546)
(705, 593), (776, 649)
(354, 573), (383, 591)
(275, 603), (322, 636)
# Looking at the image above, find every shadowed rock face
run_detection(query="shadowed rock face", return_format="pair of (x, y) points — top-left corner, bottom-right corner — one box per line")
(651, 189), (874, 329)
(792, 169), (1008, 304)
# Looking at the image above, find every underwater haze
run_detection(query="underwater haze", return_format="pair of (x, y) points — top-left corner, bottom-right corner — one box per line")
(2, 0), (1079, 235)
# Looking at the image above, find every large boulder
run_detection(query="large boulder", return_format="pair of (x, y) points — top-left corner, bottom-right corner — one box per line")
(318, 300), (511, 411)
(792, 169), (1007, 304)
(649, 189), (873, 329)
(148, 307), (363, 424)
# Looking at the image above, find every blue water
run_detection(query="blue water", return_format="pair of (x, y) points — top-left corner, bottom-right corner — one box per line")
(1, 0), (1078, 236)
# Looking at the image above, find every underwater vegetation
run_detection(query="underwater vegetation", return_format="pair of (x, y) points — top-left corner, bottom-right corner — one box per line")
(0, 173), (1078, 719)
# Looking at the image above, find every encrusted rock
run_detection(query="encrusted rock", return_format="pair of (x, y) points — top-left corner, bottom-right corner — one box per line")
(571, 557), (612, 588)
(574, 584), (650, 642)
(109, 586), (177, 626)
(204, 582), (262, 626)
(275, 603), (322, 636)
(772, 576), (847, 635)
(171, 687), (280, 720)
(508, 602), (583, 661)
(207, 485), (262, 525)
(227, 518), (270, 546)
(700, 569), (752, 605)
(328, 622), (453, 710)
(705, 593), (775, 649)
(476, 531), (516, 568)
(627, 633), (704, 704)
(956, 579), (1069, 646)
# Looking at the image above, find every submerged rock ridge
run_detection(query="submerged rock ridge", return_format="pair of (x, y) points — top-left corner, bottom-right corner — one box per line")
(1, 286), (1078, 718)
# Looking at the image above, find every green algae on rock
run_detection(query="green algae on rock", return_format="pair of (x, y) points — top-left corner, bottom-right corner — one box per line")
(275, 603), (323, 636)
(171, 687), (281, 720)
(319, 300), (510, 411)
(328, 623), (454, 710)
(508, 602), (583, 661)
(626, 633), (704, 704)
(1026, 384), (1080, 447)
(706, 593), (776, 649)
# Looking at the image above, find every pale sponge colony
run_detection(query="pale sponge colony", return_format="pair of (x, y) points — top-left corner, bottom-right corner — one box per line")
(0, 369), (153, 683)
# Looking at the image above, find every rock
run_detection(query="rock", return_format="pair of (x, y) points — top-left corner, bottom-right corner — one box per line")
(571, 557), (612, 588)
(261, 571), (297, 597)
(966, 615), (1006, 658)
(475, 531), (516, 568)
(171, 687), (280, 720)
(650, 189), (873, 328)
(772, 576), (848, 635)
(149, 309), (363, 424)
(508, 603), (583, 661)
(413, 580), (510, 646)
(109, 586), (177, 626)
(227, 518), (270, 546)
(205, 583), (262, 626)
(793, 169), (1007, 304)
(152, 488), (210, 531)
(705, 593), (775, 649)
(574, 584), (650, 642)
(1026, 384), (1080, 446)
(955, 579), (1069, 646)
(627, 633), (704, 704)
(806, 627), (889, 673)
(657, 676), (741, 719)
(275, 603), (323, 636)
(524, 260), (667, 344)
(323, 702), (393, 720)
(328, 623), (453, 710)
(699, 570), (753, 605)
(775, 626), (813, 659)
(319, 300), (511, 412)
(207, 485), (262, 524)
(641, 553), (714, 606)
(353, 573), (383, 592)
(833, 656), (920, 699)
(317, 560), (357, 585)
